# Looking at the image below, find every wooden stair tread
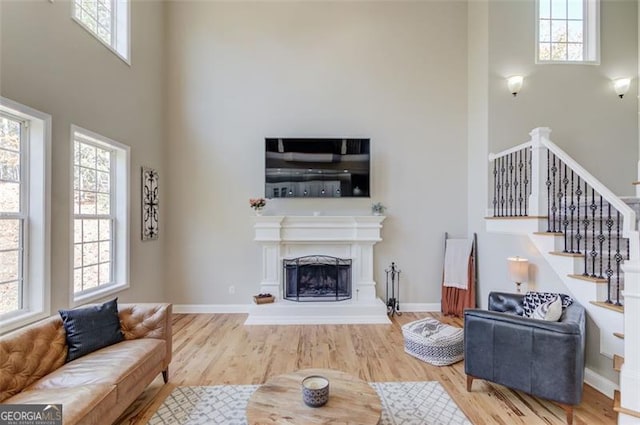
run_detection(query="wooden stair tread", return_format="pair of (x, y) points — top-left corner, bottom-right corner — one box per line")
(550, 251), (583, 258)
(533, 231), (563, 236)
(569, 274), (608, 283)
(485, 216), (548, 220)
(614, 390), (640, 418)
(614, 354), (624, 372)
(633, 181), (640, 185)
(614, 332), (624, 339)
(590, 301), (624, 313)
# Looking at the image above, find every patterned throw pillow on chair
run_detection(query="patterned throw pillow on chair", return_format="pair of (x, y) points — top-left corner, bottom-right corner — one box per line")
(530, 295), (563, 321)
(522, 291), (573, 318)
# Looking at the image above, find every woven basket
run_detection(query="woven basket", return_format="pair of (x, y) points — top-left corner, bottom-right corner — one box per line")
(401, 318), (464, 366)
(253, 295), (275, 304)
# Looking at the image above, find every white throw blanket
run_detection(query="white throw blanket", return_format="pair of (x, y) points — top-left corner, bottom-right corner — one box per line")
(443, 238), (473, 289)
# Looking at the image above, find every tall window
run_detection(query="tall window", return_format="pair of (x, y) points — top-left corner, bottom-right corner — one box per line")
(72, 126), (129, 303)
(0, 98), (50, 333)
(537, 0), (599, 63)
(0, 115), (24, 316)
(72, 0), (130, 63)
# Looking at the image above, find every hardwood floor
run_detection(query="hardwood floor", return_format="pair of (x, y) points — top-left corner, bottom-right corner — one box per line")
(117, 312), (617, 425)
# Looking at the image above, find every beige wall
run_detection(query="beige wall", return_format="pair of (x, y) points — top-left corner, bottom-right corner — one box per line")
(164, 1), (469, 305)
(0, 0), (166, 311)
(468, 0), (638, 383)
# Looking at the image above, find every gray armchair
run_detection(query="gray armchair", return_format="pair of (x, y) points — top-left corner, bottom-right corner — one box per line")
(464, 292), (585, 425)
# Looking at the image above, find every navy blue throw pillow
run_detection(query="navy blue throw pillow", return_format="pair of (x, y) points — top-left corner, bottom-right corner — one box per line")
(59, 298), (124, 362)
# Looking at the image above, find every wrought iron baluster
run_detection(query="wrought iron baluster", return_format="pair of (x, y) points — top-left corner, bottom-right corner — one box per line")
(575, 176), (582, 253)
(524, 147), (529, 216)
(509, 153), (515, 216)
(583, 181), (589, 276)
(562, 163), (569, 252)
(493, 159), (498, 217)
(518, 150), (523, 216)
(545, 150), (551, 231)
(598, 196), (604, 279)
(605, 203), (613, 304)
(615, 212), (622, 306)
(551, 155), (558, 232)
(569, 170), (575, 253)
(590, 188), (597, 277)
(500, 157), (506, 217)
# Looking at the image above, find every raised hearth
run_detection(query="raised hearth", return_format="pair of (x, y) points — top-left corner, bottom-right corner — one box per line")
(246, 215), (389, 325)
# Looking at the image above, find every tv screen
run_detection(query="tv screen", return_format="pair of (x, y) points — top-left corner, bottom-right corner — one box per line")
(265, 138), (370, 198)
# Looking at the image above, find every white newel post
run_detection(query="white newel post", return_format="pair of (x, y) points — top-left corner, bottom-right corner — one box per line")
(619, 261), (640, 424)
(528, 127), (551, 217)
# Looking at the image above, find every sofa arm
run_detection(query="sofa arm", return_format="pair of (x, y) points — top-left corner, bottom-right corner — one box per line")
(118, 303), (172, 369)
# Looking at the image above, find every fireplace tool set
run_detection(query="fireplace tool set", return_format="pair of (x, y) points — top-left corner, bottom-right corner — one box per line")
(385, 262), (401, 316)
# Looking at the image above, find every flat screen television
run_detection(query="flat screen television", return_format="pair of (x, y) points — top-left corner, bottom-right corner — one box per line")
(265, 138), (370, 198)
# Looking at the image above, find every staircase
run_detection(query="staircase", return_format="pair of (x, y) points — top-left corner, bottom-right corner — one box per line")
(486, 128), (640, 425)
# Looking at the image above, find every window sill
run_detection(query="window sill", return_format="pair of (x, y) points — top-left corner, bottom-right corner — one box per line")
(0, 310), (50, 336)
(71, 16), (131, 67)
(72, 282), (130, 307)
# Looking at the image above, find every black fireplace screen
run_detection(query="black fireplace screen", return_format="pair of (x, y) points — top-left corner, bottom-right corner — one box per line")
(283, 256), (352, 302)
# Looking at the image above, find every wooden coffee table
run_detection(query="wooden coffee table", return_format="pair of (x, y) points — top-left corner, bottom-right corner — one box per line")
(246, 368), (382, 424)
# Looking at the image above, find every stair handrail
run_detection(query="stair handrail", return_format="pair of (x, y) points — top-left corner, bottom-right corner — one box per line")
(488, 127), (639, 260)
(488, 140), (531, 162)
(540, 135), (637, 239)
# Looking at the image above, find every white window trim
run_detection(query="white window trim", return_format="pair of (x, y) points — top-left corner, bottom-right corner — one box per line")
(535, 0), (600, 65)
(0, 97), (51, 335)
(70, 0), (131, 66)
(70, 125), (130, 307)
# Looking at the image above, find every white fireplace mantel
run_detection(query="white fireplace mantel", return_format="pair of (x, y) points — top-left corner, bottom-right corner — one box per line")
(246, 215), (390, 325)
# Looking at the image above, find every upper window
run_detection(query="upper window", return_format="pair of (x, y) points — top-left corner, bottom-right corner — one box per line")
(72, 126), (129, 304)
(0, 98), (50, 334)
(536, 0), (599, 64)
(71, 0), (130, 64)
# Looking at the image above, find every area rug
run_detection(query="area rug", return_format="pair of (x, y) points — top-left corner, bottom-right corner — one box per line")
(147, 381), (471, 425)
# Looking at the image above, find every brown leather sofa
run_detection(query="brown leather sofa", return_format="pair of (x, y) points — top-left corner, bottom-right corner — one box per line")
(0, 303), (172, 425)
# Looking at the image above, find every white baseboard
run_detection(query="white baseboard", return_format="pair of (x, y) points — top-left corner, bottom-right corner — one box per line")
(400, 303), (441, 312)
(173, 302), (442, 315)
(584, 367), (619, 399)
(173, 304), (250, 314)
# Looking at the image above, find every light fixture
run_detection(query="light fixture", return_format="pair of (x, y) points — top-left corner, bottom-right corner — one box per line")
(507, 257), (529, 293)
(613, 78), (631, 98)
(507, 76), (524, 97)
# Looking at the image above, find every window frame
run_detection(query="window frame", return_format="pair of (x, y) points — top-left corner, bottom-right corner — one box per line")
(71, 0), (131, 65)
(0, 97), (51, 335)
(70, 125), (130, 306)
(535, 0), (600, 65)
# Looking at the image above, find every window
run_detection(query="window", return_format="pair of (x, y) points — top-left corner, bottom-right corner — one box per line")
(71, 0), (130, 64)
(0, 97), (50, 333)
(72, 126), (129, 303)
(536, 0), (599, 63)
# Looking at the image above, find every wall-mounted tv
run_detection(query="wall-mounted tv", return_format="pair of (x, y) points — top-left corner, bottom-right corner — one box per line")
(265, 138), (370, 198)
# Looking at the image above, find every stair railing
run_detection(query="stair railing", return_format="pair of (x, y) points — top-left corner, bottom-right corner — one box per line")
(489, 127), (639, 306)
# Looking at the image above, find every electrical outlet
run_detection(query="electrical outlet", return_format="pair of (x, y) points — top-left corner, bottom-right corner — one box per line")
(228, 285), (235, 295)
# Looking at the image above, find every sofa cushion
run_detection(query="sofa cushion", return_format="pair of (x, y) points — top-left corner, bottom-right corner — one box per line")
(26, 339), (165, 404)
(0, 316), (67, 402)
(4, 384), (116, 425)
(59, 298), (124, 362)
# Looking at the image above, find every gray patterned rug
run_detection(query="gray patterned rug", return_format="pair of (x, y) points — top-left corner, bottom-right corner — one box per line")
(148, 381), (471, 425)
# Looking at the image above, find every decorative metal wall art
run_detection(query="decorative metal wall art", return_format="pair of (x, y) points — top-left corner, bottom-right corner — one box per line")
(142, 167), (159, 241)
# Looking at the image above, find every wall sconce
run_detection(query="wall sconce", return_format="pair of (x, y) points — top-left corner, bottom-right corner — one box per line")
(613, 78), (631, 98)
(507, 256), (528, 293)
(507, 76), (524, 97)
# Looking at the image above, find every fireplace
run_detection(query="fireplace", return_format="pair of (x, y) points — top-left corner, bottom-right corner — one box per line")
(284, 256), (352, 302)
